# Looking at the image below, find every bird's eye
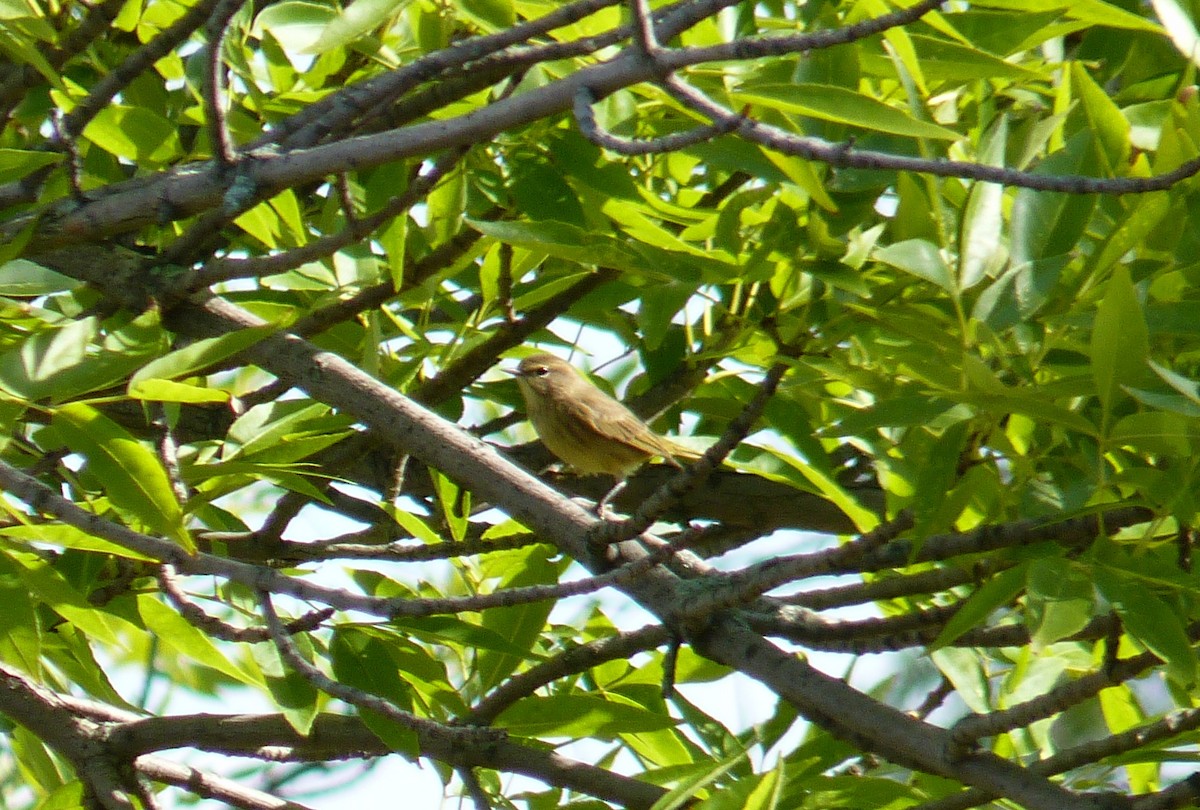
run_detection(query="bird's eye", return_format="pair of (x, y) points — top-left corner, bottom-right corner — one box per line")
(533, 366), (549, 376)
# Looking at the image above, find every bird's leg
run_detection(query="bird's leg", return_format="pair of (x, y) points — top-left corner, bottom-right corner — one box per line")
(595, 476), (627, 517)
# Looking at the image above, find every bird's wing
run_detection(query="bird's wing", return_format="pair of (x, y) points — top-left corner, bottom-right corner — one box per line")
(563, 395), (699, 467)
(554, 394), (665, 454)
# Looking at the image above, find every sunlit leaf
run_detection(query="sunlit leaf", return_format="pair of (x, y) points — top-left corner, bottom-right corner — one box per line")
(874, 239), (955, 292)
(83, 106), (181, 162)
(138, 596), (261, 686)
(734, 84), (962, 140)
(252, 1), (335, 53)
(930, 564), (1027, 650)
(495, 694), (679, 737)
(306, 0), (411, 53)
(51, 404), (194, 553)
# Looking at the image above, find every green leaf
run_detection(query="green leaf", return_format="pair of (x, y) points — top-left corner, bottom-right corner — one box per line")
(1110, 411), (1193, 457)
(876, 1), (927, 95)
(604, 197), (735, 263)
(1026, 558), (1094, 648)
(432, 471), (468, 542)
(1090, 193), (1170, 276)
(623, 726), (696, 772)
(234, 202), (283, 249)
(306, 0), (411, 53)
(138, 595), (261, 686)
(223, 400), (347, 460)
(412, 0), (452, 52)
(939, 10), (1072, 55)
(637, 282), (692, 351)
(860, 33), (1049, 82)
(128, 378), (231, 404)
(741, 444), (879, 532)
(1148, 360), (1200, 407)
(1153, 0), (1200, 66)
(330, 626), (419, 754)
(648, 746), (750, 810)
(252, 1), (335, 53)
(0, 149), (61, 185)
(950, 390), (1097, 436)
(466, 218), (738, 283)
(32, 780), (84, 809)
(1097, 685), (1150, 769)
(743, 760), (785, 810)
(874, 239), (955, 293)
(0, 552), (40, 674)
(930, 646), (992, 713)
(1066, 0), (1164, 29)
(1123, 386), (1200, 418)
(495, 694), (678, 737)
(831, 395), (969, 434)
(51, 403), (194, 553)
(1097, 573), (1197, 686)
(1124, 101), (1173, 151)
(11, 727), (62, 792)
(187, 460), (335, 505)
(757, 774), (923, 809)
(959, 116), (1008, 290)
(0, 307), (164, 403)
(911, 421), (971, 535)
(0, 317), (95, 401)
(49, 623), (133, 709)
(0, 524), (156, 561)
(426, 165), (465, 245)
(930, 563), (1027, 651)
(757, 151), (838, 212)
(0, 260), (80, 295)
(457, 0), (514, 31)
(1091, 265), (1149, 418)
(3, 33), (60, 96)
(252, 635), (319, 735)
(381, 507), (443, 545)
(83, 105), (181, 163)
(1010, 132), (1097, 266)
(734, 84), (962, 140)
(476, 543), (560, 690)
(1070, 62), (1130, 174)
(129, 325), (277, 390)
(11, 550), (135, 646)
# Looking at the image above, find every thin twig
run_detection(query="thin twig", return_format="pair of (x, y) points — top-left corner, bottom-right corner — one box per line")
(159, 564), (333, 643)
(662, 73), (1200, 194)
(200, 151), (467, 284)
(258, 590), (504, 743)
(459, 767), (492, 809)
(467, 625), (667, 724)
(202, 0), (244, 166)
(266, 0), (624, 149)
(574, 86), (742, 155)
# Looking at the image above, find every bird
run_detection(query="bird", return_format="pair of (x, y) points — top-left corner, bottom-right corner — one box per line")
(507, 352), (698, 512)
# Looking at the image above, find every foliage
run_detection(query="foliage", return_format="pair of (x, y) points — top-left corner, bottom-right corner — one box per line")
(0, 0), (1199, 807)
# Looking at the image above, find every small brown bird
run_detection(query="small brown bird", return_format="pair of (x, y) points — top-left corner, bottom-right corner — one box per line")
(508, 352), (697, 510)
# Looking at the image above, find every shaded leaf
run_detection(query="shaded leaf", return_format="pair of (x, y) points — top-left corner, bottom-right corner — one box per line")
(1092, 265), (1149, 418)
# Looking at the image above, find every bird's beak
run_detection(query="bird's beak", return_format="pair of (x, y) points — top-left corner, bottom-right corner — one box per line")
(503, 367), (521, 377)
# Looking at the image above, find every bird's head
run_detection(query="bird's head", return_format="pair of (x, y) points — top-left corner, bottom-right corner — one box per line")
(507, 353), (582, 399)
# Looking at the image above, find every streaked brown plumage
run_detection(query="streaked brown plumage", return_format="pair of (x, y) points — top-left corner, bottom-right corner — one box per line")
(509, 353), (696, 479)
